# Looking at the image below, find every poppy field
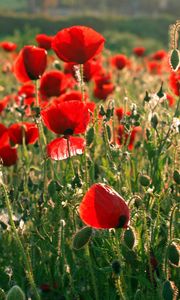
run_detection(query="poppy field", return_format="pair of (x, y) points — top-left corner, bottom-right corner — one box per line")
(0, 21), (179, 300)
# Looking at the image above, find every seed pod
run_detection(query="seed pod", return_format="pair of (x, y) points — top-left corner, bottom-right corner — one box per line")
(173, 170), (180, 185)
(151, 113), (158, 129)
(86, 127), (94, 146)
(168, 243), (179, 267)
(144, 91), (151, 102)
(162, 280), (178, 300)
(111, 260), (121, 275)
(6, 286), (25, 300)
(72, 226), (92, 250)
(123, 227), (136, 249)
(106, 124), (111, 141)
(139, 174), (151, 187)
(169, 49), (180, 72)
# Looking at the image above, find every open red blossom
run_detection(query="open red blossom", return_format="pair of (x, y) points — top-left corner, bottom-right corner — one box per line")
(64, 59), (102, 82)
(55, 90), (88, 103)
(133, 47), (146, 57)
(151, 49), (167, 61)
(111, 54), (128, 70)
(115, 107), (131, 122)
(166, 93), (175, 107)
(13, 45), (47, 82)
(52, 25), (105, 64)
(47, 136), (85, 160)
(41, 100), (90, 135)
(94, 83), (114, 100)
(39, 70), (68, 100)
(169, 70), (180, 96)
(117, 125), (142, 151)
(18, 82), (35, 98)
(0, 129), (18, 166)
(0, 96), (9, 113)
(0, 41), (17, 52)
(36, 34), (53, 50)
(79, 183), (130, 229)
(0, 124), (8, 139)
(8, 122), (39, 145)
(146, 60), (162, 75)
(0, 145), (18, 166)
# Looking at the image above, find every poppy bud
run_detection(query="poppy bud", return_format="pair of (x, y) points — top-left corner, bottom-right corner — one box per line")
(169, 49), (180, 72)
(139, 174), (151, 187)
(111, 260), (121, 275)
(6, 286), (25, 300)
(72, 226), (92, 250)
(86, 127), (94, 146)
(168, 243), (179, 267)
(123, 227), (136, 249)
(144, 91), (151, 102)
(151, 113), (158, 129)
(173, 170), (180, 184)
(162, 280), (178, 300)
(14, 45), (47, 83)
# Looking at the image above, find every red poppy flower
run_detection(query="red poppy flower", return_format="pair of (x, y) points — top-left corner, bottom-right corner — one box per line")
(0, 124), (8, 138)
(0, 129), (18, 166)
(117, 125), (141, 151)
(115, 107), (131, 122)
(166, 93), (175, 106)
(64, 59), (102, 82)
(8, 122), (39, 145)
(79, 183), (130, 229)
(146, 60), (162, 75)
(152, 49), (167, 61)
(111, 54), (128, 70)
(94, 71), (112, 86)
(36, 34), (53, 50)
(41, 100), (90, 135)
(13, 45), (47, 82)
(0, 41), (17, 52)
(169, 70), (180, 96)
(0, 96), (9, 113)
(133, 47), (146, 57)
(55, 90), (88, 103)
(39, 70), (68, 100)
(18, 82), (35, 98)
(94, 83), (114, 100)
(52, 25), (105, 64)
(47, 136), (85, 160)
(0, 145), (18, 166)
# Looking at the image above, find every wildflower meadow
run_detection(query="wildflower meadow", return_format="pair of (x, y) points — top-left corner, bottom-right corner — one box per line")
(0, 19), (179, 300)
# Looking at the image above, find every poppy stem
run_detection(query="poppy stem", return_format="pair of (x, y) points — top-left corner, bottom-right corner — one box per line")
(85, 245), (99, 300)
(67, 136), (75, 176)
(35, 80), (39, 107)
(79, 64), (85, 102)
(0, 180), (41, 300)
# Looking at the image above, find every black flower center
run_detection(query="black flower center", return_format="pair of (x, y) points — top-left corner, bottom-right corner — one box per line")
(63, 128), (74, 135)
(116, 215), (127, 228)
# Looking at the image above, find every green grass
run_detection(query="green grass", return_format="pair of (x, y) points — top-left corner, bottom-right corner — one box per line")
(0, 13), (175, 52)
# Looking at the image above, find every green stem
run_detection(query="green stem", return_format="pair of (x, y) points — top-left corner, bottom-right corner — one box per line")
(85, 245), (99, 300)
(79, 64), (85, 102)
(1, 183), (41, 300)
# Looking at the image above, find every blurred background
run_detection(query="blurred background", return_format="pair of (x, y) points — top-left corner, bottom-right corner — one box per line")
(0, 0), (179, 53)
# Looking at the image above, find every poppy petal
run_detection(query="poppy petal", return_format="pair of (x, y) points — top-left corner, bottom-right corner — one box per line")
(79, 183), (130, 229)
(47, 136), (86, 160)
